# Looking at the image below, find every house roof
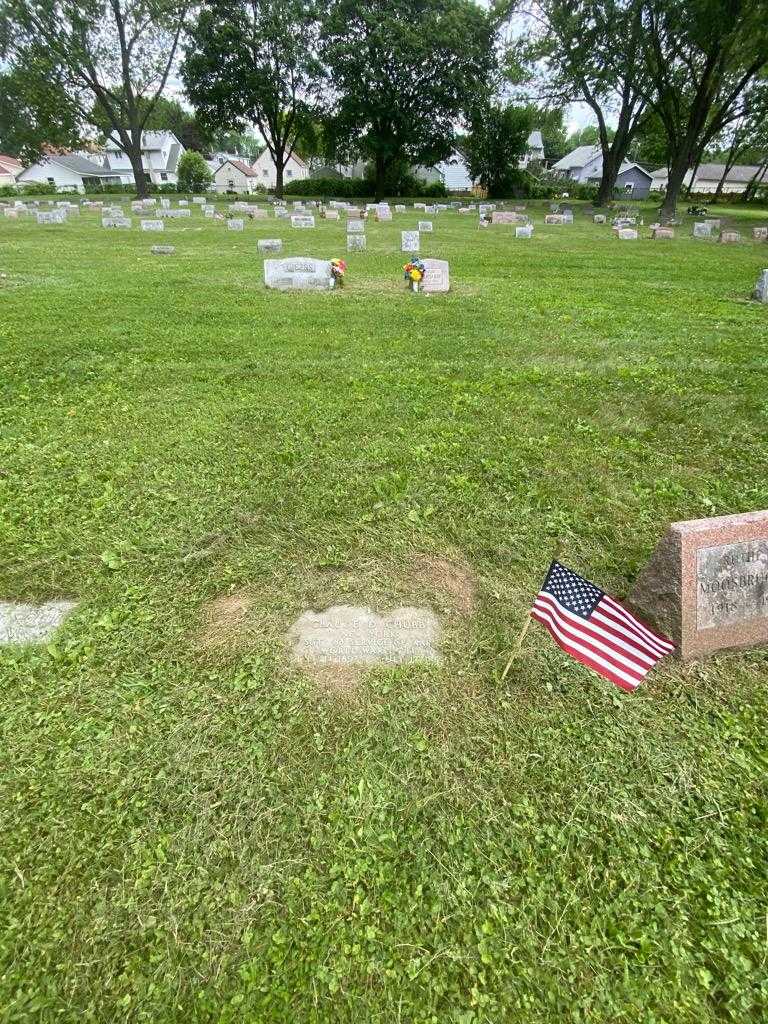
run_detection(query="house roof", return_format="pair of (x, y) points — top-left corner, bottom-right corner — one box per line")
(0, 153), (23, 174)
(527, 130), (544, 150)
(694, 162), (762, 183)
(50, 154), (122, 177)
(104, 130), (180, 153)
(617, 161), (653, 180)
(228, 158), (258, 177)
(551, 145), (601, 171)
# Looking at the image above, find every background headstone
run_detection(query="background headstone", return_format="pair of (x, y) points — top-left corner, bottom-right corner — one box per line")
(151, 245), (175, 255)
(347, 234), (366, 251)
(227, 218), (244, 231)
(753, 269), (768, 303)
(141, 219), (164, 231)
(418, 221), (433, 232)
(258, 238), (283, 254)
(401, 230), (420, 253)
(291, 214), (315, 228)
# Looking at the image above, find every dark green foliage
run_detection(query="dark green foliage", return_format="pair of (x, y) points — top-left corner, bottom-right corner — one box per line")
(463, 102), (533, 198)
(322, 0), (496, 199)
(183, 0), (324, 196)
(177, 150), (213, 193)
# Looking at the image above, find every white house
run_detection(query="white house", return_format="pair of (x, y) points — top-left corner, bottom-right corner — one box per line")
(102, 130), (184, 186)
(16, 154), (123, 193)
(435, 154), (473, 191)
(250, 149), (309, 188)
(650, 162), (768, 195)
(0, 153), (22, 186)
(212, 159), (261, 194)
(519, 130), (545, 169)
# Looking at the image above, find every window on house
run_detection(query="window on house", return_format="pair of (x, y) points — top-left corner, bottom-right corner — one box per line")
(286, 169), (293, 178)
(160, 173), (168, 181)
(624, 182), (634, 194)
(263, 169), (268, 177)
(228, 180), (234, 190)
(47, 177), (55, 185)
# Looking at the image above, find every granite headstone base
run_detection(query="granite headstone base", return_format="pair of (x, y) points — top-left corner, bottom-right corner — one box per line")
(627, 510), (768, 660)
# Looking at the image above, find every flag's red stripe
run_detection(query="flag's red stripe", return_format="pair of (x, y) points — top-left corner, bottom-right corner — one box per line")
(536, 598), (655, 675)
(593, 598), (671, 655)
(601, 594), (674, 652)
(598, 598), (671, 655)
(532, 603), (646, 687)
(532, 609), (638, 691)
(536, 592), (656, 669)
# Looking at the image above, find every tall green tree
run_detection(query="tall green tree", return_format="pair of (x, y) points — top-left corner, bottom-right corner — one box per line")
(183, 0), (325, 198)
(0, 0), (189, 197)
(639, 0), (768, 220)
(177, 149), (213, 192)
(90, 94), (214, 154)
(462, 102), (532, 197)
(322, 0), (496, 200)
(0, 60), (82, 161)
(529, 0), (649, 205)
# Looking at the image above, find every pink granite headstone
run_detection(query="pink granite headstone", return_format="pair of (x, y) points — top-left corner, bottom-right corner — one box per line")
(628, 510), (768, 660)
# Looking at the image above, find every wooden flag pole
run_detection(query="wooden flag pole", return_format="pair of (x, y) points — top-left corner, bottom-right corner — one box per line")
(500, 540), (563, 683)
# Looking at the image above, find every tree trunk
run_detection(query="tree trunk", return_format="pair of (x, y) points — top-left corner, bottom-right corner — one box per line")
(374, 154), (386, 202)
(660, 155), (690, 222)
(274, 159), (284, 199)
(741, 159), (768, 202)
(596, 152), (619, 206)
(126, 136), (147, 198)
(714, 135), (741, 200)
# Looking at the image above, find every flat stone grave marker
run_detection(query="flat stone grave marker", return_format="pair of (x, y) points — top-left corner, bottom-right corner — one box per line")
(491, 211), (520, 224)
(0, 600), (78, 644)
(274, 207), (289, 219)
(102, 216), (131, 228)
(618, 228), (638, 240)
(287, 605), (441, 668)
(227, 218), (244, 231)
(652, 226), (675, 239)
(594, 214), (606, 224)
(141, 219), (164, 231)
(628, 509), (768, 660)
(38, 211), (66, 225)
(693, 222), (712, 238)
(418, 221), (433, 232)
(401, 230), (420, 252)
(177, 209), (191, 218)
(258, 238), (283, 254)
(516, 225), (533, 238)
(395, 204), (406, 213)
(203, 206), (215, 217)
(160, 198), (170, 208)
(179, 200), (189, 206)
(347, 219), (365, 233)
(264, 257), (334, 291)
(720, 230), (741, 244)
(421, 258), (449, 293)
(347, 234), (366, 251)
(753, 269), (768, 303)
(376, 207), (393, 222)
(193, 196), (206, 204)
(705, 218), (721, 229)
(324, 210), (340, 220)
(413, 203), (426, 211)
(544, 214), (565, 225)
(151, 245), (175, 255)
(753, 227), (768, 240)
(291, 214), (315, 228)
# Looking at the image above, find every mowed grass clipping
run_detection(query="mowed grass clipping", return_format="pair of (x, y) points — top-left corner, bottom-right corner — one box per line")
(1, 199), (768, 1023)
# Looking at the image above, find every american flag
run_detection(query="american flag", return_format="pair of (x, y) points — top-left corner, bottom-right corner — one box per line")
(531, 561), (674, 691)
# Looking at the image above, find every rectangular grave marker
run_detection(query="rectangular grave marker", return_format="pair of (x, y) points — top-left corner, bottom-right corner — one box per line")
(141, 219), (164, 231)
(258, 238), (283, 254)
(421, 258), (449, 293)
(227, 218), (244, 231)
(291, 214), (315, 228)
(401, 230), (420, 253)
(629, 510), (768, 660)
(347, 234), (366, 251)
(264, 257), (334, 291)
(347, 219), (365, 233)
(418, 221), (433, 232)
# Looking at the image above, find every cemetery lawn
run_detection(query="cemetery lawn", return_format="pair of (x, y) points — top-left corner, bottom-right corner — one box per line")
(2, 200), (768, 1024)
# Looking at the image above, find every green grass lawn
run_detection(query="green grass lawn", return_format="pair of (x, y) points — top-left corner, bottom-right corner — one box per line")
(1, 198), (768, 1023)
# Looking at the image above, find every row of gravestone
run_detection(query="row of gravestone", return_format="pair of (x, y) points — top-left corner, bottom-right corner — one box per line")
(3, 509), (768, 666)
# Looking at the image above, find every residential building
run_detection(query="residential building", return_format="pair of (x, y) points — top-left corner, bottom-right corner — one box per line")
(250, 149), (309, 188)
(102, 131), (184, 186)
(519, 130), (545, 169)
(212, 159), (261, 194)
(550, 145), (653, 198)
(0, 154), (23, 186)
(650, 163), (768, 195)
(16, 154), (123, 193)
